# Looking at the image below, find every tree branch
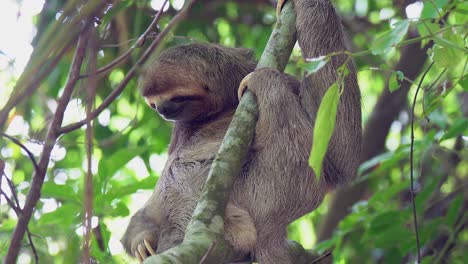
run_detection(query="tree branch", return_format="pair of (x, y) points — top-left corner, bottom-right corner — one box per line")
(144, 2), (297, 264)
(0, 133), (39, 171)
(82, 25), (98, 264)
(4, 23), (90, 264)
(0, 173), (39, 263)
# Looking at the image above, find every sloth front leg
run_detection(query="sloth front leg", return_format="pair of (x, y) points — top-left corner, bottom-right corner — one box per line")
(121, 209), (159, 262)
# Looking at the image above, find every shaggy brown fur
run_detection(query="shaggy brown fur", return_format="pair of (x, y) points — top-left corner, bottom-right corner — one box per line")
(122, 0), (361, 263)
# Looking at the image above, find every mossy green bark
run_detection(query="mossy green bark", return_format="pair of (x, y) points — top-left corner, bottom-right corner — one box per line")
(144, 2), (297, 263)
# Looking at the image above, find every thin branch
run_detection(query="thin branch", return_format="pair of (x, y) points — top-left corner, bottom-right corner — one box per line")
(82, 25), (98, 264)
(59, 0), (195, 135)
(5, 23), (90, 264)
(25, 229), (39, 264)
(410, 61), (434, 263)
(0, 132), (39, 171)
(0, 190), (21, 215)
(199, 242), (217, 264)
(79, 0), (169, 79)
(311, 251), (331, 264)
(1, 173), (39, 263)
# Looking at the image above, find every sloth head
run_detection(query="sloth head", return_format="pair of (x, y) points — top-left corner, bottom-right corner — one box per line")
(140, 43), (256, 122)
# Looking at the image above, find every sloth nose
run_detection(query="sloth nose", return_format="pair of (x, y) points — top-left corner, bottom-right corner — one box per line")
(157, 101), (182, 117)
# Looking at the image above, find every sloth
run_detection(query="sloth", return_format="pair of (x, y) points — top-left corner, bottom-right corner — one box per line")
(122, 0), (361, 263)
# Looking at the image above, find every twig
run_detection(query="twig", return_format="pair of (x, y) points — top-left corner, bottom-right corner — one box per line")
(410, 61), (434, 263)
(0, 190), (21, 215)
(198, 242), (217, 264)
(1, 172), (39, 263)
(79, 0), (168, 79)
(82, 25), (98, 263)
(311, 251), (331, 264)
(59, 0), (194, 135)
(4, 23), (90, 264)
(0, 132), (39, 171)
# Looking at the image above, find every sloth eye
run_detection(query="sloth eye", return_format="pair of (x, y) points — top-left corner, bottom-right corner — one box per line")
(149, 103), (156, 109)
(203, 85), (210, 91)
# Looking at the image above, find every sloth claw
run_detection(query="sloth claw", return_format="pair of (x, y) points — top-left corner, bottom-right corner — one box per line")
(134, 249), (143, 263)
(277, 0), (288, 17)
(144, 239), (157, 255)
(238, 72), (254, 100)
(138, 244), (148, 260)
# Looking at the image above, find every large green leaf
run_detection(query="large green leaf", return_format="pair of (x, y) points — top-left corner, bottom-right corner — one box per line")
(42, 182), (81, 203)
(371, 20), (410, 55)
(367, 211), (403, 236)
(440, 118), (468, 141)
(446, 194), (463, 227)
(303, 56), (330, 74)
(389, 70), (404, 92)
(308, 82), (340, 178)
(421, 0), (450, 19)
(37, 203), (80, 227)
(373, 225), (413, 248)
(432, 30), (465, 68)
(368, 180), (410, 206)
(97, 146), (148, 182)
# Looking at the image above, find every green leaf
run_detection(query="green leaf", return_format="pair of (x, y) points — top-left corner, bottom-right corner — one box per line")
(384, 248), (403, 264)
(42, 182), (81, 203)
(423, 76), (455, 115)
(314, 237), (337, 253)
(440, 118), (468, 141)
(416, 21), (440, 39)
(97, 147), (148, 182)
(37, 203), (79, 227)
(371, 20), (410, 55)
(108, 201), (130, 217)
(359, 143), (431, 182)
(358, 151), (395, 175)
(421, 0), (449, 19)
(389, 70), (404, 92)
(446, 194), (463, 227)
(368, 180), (409, 206)
(415, 176), (440, 211)
(303, 56), (329, 74)
(368, 211), (403, 236)
(373, 225), (413, 248)
(309, 83), (340, 179)
(432, 30), (465, 68)
(107, 175), (157, 200)
(458, 74), (468, 91)
(419, 218), (444, 246)
(421, 256), (434, 264)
